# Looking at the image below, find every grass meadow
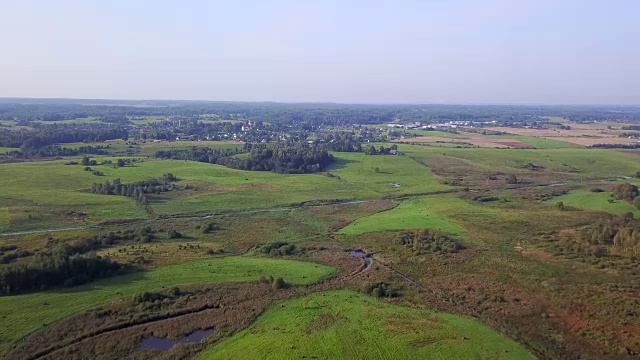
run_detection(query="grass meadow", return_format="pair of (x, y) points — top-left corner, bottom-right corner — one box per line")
(0, 256), (335, 350)
(197, 290), (533, 360)
(338, 196), (467, 236)
(549, 189), (640, 215)
(0, 152), (448, 232)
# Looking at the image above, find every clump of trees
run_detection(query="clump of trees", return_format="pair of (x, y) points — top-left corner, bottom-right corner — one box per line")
(575, 213), (640, 257)
(364, 144), (398, 155)
(155, 143), (334, 174)
(0, 244), (123, 295)
(132, 287), (183, 304)
(362, 282), (397, 298)
(88, 174), (179, 204)
(257, 242), (300, 256)
(612, 183), (640, 204)
(397, 229), (464, 255)
(258, 275), (287, 290)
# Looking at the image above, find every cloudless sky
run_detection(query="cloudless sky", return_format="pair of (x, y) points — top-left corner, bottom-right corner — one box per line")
(1, 0), (638, 104)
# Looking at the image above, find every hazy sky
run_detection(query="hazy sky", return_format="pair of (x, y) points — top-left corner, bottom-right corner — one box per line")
(1, 0), (638, 104)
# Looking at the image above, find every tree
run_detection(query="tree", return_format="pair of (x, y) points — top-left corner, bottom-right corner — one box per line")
(116, 159), (125, 167)
(374, 167), (380, 173)
(81, 156), (90, 166)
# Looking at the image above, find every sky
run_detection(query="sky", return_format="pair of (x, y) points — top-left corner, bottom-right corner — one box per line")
(0, 0), (639, 104)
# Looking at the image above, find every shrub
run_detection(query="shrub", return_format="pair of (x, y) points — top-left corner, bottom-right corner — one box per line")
(272, 277), (286, 290)
(168, 229), (183, 239)
(362, 282), (397, 298)
(202, 222), (219, 234)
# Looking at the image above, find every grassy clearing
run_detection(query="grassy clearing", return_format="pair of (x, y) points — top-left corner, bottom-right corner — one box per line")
(198, 290), (533, 360)
(31, 117), (101, 125)
(0, 159), (147, 232)
(0, 256), (335, 349)
(0, 120), (32, 131)
(339, 196), (466, 236)
(0, 147), (18, 154)
(549, 190), (640, 215)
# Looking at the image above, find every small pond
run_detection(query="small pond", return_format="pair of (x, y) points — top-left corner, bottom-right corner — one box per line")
(349, 250), (372, 267)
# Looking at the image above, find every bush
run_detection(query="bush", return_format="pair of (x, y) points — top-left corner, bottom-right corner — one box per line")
(362, 282), (397, 298)
(397, 229), (463, 255)
(258, 242), (299, 256)
(505, 174), (518, 184)
(168, 229), (183, 239)
(202, 222), (219, 234)
(272, 277), (286, 290)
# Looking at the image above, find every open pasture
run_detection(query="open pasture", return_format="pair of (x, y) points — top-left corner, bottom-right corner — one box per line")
(198, 290), (533, 360)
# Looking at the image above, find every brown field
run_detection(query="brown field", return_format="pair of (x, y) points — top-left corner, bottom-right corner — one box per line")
(487, 123), (640, 146)
(394, 135), (534, 149)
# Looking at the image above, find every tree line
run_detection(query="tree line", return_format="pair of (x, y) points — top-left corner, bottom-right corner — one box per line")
(0, 124), (128, 152)
(0, 244), (122, 295)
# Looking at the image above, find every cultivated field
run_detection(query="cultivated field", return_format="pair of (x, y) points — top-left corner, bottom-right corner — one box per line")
(488, 122), (640, 146)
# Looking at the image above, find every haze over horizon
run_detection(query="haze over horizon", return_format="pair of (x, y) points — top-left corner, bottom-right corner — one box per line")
(1, 0), (639, 105)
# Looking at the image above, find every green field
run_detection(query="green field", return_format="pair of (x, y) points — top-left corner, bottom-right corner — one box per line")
(550, 190), (640, 215)
(339, 196), (475, 236)
(0, 256), (335, 349)
(198, 290), (533, 360)
(0, 152), (448, 232)
(31, 117), (101, 125)
(401, 145), (639, 178)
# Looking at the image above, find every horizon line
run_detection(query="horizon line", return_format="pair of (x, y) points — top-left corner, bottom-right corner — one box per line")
(0, 96), (639, 107)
